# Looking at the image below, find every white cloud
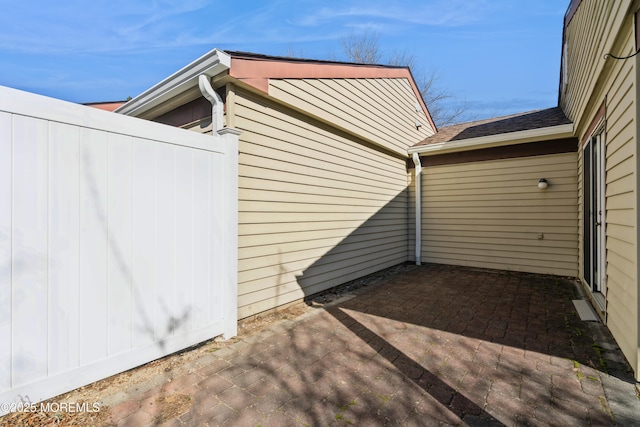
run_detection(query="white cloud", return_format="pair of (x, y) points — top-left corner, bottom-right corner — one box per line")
(0, 0), (493, 57)
(0, 0), (211, 54)
(293, 0), (489, 29)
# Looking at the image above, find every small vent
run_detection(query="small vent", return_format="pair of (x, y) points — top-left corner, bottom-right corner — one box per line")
(573, 300), (599, 322)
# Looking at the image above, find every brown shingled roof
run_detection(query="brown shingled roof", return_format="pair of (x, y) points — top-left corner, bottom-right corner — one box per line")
(413, 107), (571, 147)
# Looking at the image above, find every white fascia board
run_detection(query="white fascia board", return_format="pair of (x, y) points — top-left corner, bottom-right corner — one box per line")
(115, 49), (231, 117)
(407, 123), (575, 156)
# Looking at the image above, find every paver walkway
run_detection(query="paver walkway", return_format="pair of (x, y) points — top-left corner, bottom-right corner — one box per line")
(106, 264), (640, 426)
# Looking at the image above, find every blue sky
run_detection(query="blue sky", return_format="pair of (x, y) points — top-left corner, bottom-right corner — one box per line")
(0, 0), (567, 122)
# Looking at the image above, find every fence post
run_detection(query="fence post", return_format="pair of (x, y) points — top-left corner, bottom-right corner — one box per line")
(216, 127), (240, 338)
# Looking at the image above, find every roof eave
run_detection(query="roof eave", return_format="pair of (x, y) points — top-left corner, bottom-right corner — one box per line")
(115, 49), (231, 117)
(408, 122), (575, 156)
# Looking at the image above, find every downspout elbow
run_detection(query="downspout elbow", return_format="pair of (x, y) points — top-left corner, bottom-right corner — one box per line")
(198, 74), (224, 132)
(412, 152), (422, 265)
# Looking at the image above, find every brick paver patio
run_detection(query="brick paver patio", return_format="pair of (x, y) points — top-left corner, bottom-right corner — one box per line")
(104, 264), (639, 426)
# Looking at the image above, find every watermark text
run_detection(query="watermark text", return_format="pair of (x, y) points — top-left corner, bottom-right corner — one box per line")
(1, 401), (101, 414)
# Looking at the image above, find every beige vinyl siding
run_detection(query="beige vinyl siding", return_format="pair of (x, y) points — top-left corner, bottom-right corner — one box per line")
(562, 1), (629, 126)
(602, 37), (637, 377)
(566, 0), (638, 378)
(234, 87), (410, 319)
(269, 78), (433, 157)
(420, 153), (578, 276)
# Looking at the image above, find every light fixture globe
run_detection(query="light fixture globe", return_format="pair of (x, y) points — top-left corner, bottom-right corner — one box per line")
(538, 178), (549, 189)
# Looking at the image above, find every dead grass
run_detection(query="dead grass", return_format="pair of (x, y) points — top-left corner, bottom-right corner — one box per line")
(152, 394), (191, 424)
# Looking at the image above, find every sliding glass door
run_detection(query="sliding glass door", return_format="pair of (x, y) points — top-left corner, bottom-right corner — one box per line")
(583, 132), (606, 299)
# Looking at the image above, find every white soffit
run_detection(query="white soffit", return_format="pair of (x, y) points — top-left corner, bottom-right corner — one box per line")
(407, 123), (574, 156)
(115, 49), (231, 117)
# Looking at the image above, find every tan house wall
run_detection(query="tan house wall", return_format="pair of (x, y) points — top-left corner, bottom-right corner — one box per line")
(562, 0), (638, 379)
(268, 78), (434, 157)
(231, 86), (411, 319)
(151, 74), (429, 320)
(418, 153), (579, 276)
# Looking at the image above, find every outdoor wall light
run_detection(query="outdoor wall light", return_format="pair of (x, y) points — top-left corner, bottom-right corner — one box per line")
(538, 178), (549, 190)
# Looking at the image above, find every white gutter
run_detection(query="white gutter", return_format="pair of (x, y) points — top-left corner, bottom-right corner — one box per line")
(115, 48), (231, 117)
(198, 74), (224, 132)
(412, 152), (422, 266)
(407, 123), (574, 155)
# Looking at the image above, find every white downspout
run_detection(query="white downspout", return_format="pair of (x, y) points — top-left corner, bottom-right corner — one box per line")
(198, 74), (224, 132)
(412, 152), (422, 265)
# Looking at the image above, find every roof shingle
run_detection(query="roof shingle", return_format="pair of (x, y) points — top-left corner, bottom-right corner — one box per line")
(413, 107), (571, 147)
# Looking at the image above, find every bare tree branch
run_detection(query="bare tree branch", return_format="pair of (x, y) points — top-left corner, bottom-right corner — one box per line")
(413, 69), (468, 127)
(388, 49), (416, 69)
(341, 30), (382, 64)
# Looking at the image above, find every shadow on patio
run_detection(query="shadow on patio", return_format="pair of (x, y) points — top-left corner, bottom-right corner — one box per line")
(284, 263), (636, 425)
(321, 264), (638, 423)
(98, 264), (640, 426)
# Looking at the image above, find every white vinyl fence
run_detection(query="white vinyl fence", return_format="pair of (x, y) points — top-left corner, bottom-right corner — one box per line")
(0, 85), (238, 412)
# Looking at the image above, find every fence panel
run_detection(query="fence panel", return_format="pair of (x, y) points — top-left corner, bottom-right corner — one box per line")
(0, 85), (238, 412)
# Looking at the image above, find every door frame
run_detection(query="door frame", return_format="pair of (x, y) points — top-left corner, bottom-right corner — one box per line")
(582, 123), (606, 308)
